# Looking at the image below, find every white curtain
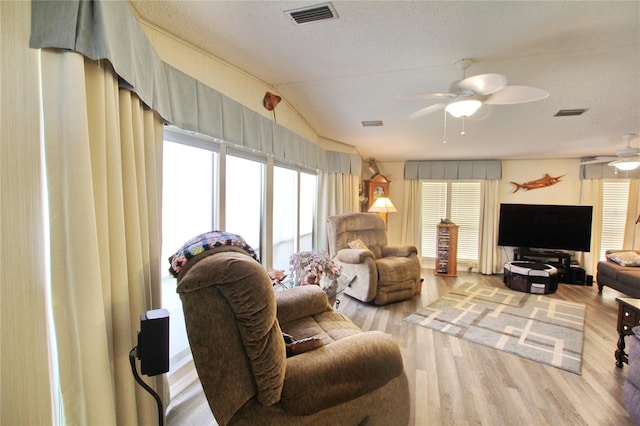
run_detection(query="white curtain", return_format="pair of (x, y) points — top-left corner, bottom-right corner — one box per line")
(401, 180), (421, 250)
(624, 179), (640, 250)
(579, 179), (603, 276)
(1, 2), (54, 424)
(317, 173), (360, 251)
(479, 180), (501, 274)
(41, 50), (165, 425)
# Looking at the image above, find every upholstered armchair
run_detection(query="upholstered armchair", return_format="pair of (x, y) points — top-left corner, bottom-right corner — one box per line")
(624, 326), (640, 424)
(176, 246), (410, 426)
(327, 212), (422, 305)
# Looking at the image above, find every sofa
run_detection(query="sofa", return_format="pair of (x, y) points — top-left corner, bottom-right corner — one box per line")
(624, 326), (640, 425)
(596, 250), (640, 298)
(175, 245), (411, 425)
(327, 212), (422, 305)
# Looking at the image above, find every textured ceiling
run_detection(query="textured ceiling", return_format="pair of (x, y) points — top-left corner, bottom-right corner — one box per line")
(131, 1), (640, 162)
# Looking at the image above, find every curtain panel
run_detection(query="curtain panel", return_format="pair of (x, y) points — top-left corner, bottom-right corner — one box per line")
(578, 179), (604, 275)
(1, 2), (54, 424)
(29, 0), (361, 176)
(41, 50), (165, 425)
(404, 160), (502, 180)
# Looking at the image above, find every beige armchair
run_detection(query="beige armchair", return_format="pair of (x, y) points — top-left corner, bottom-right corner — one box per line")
(327, 213), (422, 305)
(176, 246), (410, 426)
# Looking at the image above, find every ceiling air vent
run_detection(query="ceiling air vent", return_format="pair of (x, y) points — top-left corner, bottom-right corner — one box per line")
(285, 3), (338, 25)
(554, 108), (588, 117)
(362, 120), (384, 127)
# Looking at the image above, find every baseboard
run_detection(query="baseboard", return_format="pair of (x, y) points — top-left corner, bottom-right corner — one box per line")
(168, 350), (199, 398)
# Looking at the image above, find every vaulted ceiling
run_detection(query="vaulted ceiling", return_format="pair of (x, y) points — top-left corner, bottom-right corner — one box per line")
(131, 1), (640, 163)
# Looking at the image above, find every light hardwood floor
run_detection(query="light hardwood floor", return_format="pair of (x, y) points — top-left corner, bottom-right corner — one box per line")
(166, 270), (634, 425)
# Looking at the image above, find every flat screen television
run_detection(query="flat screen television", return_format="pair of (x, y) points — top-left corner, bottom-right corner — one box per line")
(497, 203), (593, 252)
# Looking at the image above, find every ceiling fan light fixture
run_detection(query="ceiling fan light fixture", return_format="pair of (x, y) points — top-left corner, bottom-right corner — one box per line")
(445, 100), (482, 118)
(609, 159), (640, 171)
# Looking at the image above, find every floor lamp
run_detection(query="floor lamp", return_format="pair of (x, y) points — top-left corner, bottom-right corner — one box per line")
(368, 197), (397, 229)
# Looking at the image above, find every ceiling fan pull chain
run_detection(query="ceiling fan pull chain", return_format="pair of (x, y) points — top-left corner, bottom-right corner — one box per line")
(461, 118), (466, 136)
(442, 110), (447, 144)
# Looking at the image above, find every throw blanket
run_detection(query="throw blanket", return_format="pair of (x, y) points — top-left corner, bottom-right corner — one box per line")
(168, 231), (259, 277)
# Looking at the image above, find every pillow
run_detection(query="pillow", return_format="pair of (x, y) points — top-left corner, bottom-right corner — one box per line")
(282, 333), (324, 357)
(607, 251), (640, 267)
(348, 239), (369, 250)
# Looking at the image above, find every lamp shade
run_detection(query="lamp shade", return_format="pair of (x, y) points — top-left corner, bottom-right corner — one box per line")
(368, 197), (397, 213)
(609, 159), (640, 171)
(445, 99), (482, 118)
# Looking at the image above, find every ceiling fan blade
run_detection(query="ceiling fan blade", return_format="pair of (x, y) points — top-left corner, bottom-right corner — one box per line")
(484, 85), (550, 105)
(409, 103), (445, 119)
(400, 92), (456, 100)
(580, 157), (617, 165)
(455, 73), (507, 95)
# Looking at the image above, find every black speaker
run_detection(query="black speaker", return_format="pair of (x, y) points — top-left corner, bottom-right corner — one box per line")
(137, 308), (170, 376)
(570, 267), (586, 285)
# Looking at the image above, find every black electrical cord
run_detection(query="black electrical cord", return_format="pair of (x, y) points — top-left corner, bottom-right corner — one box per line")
(129, 347), (164, 426)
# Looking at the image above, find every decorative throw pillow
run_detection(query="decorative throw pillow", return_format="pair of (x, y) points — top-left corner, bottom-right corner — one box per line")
(348, 239), (369, 250)
(607, 251), (640, 267)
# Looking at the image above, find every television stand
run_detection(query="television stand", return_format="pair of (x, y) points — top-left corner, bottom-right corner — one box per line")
(514, 248), (573, 283)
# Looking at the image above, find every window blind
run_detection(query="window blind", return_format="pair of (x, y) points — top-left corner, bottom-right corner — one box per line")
(420, 182), (447, 258)
(600, 180), (630, 259)
(420, 181), (481, 265)
(450, 182), (481, 262)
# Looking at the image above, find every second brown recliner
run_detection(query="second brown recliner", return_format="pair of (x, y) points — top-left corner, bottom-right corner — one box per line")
(327, 212), (422, 305)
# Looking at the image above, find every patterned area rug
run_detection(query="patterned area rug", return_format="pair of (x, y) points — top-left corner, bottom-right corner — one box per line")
(404, 282), (586, 374)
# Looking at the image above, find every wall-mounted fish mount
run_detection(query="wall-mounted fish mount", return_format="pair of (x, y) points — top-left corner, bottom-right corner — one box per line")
(510, 174), (564, 193)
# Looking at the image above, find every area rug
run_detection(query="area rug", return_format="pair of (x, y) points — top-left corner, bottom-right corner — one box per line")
(404, 282), (585, 374)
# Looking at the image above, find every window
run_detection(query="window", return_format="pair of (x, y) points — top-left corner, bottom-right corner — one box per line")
(225, 153), (264, 257)
(421, 181), (481, 265)
(299, 172), (317, 252)
(161, 140), (216, 367)
(272, 165), (317, 270)
(273, 166), (297, 270)
(600, 180), (631, 260)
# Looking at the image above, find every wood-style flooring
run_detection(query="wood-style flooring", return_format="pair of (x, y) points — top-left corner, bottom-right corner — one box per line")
(166, 270), (634, 425)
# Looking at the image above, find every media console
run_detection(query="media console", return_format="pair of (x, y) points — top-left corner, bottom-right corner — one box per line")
(513, 248), (589, 285)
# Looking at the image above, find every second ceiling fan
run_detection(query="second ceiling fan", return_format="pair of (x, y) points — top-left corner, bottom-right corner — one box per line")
(406, 59), (550, 120)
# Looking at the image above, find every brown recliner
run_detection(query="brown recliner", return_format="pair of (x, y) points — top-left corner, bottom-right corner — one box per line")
(176, 246), (410, 425)
(327, 213), (422, 305)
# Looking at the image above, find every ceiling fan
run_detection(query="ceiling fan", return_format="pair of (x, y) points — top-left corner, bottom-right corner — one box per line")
(580, 133), (640, 170)
(405, 58), (550, 120)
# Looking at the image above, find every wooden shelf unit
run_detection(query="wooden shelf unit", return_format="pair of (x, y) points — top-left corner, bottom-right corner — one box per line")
(436, 223), (458, 276)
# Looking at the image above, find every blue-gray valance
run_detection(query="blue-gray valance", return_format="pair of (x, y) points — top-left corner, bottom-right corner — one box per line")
(404, 160), (502, 180)
(29, 0), (360, 175)
(580, 161), (640, 179)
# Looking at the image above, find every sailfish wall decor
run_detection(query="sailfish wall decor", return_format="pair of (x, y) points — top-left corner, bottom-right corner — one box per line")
(510, 174), (564, 193)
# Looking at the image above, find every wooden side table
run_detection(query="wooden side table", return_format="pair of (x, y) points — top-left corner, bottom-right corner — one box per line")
(616, 298), (640, 367)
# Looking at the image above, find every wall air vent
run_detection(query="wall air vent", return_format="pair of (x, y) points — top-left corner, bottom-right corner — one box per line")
(285, 3), (338, 25)
(362, 120), (384, 127)
(554, 109), (588, 117)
